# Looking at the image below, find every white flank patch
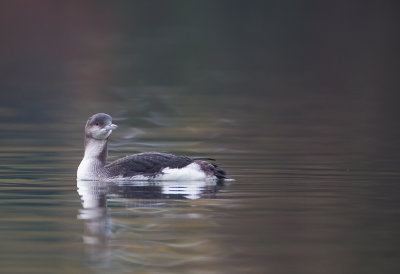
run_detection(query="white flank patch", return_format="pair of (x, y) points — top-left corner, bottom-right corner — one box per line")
(156, 162), (210, 181)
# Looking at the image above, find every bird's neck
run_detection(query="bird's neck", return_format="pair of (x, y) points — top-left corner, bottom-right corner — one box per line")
(83, 138), (108, 166)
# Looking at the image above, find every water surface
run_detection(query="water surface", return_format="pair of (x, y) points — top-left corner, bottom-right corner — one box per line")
(1, 2), (400, 274)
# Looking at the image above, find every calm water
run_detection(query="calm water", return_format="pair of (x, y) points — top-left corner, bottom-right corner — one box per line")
(1, 2), (400, 274)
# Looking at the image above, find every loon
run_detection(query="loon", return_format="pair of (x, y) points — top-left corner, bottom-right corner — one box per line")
(77, 113), (227, 181)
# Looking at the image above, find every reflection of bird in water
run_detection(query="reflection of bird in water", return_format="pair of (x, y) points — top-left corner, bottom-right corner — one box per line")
(77, 179), (225, 245)
(77, 180), (226, 268)
(77, 181), (110, 246)
(77, 113), (227, 181)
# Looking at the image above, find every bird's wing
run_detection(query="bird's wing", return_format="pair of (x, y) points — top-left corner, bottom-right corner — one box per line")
(105, 152), (193, 177)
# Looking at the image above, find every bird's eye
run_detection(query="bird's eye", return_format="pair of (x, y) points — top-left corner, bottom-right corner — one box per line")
(95, 122), (99, 126)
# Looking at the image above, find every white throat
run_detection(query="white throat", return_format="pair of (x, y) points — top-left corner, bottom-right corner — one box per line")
(83, 139), (107, 160)
(77, 139), (108, 180)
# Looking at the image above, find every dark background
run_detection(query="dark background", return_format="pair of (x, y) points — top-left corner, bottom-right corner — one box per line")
(0, 1), (398, 121)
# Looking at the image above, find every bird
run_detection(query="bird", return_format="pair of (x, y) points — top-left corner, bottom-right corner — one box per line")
(77, 113), (227, 181)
